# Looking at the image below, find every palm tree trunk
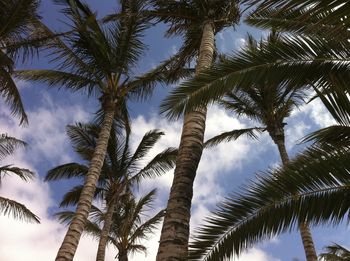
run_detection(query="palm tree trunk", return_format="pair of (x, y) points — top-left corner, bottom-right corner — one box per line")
(118, 251), (128, 261)
(156, 21), (215, 260)
(273, 133), (318, 261)
(56, 104), (115, 261)
(96, 196), (117, 261)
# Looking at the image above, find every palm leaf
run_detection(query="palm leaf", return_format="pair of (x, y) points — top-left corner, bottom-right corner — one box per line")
(0, 69), (28, 125)
(131, 147), (177, 184)
(59, 185), (105, 208)
(0, 135), (26, 160)
(189, 144), (350, 260)
(302, 125), (350, 147)
(127, 130), (164, 170)
(205, 128), (265, 148)
(0, 196), (39, 223)
(0, 165), (34, 183)
(320, 243), (350, 260)
(160, 35), (349, 119)
(45, 163), (88, 181)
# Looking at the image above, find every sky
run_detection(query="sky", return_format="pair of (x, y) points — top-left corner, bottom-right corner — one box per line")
(0, 1), (348, 261)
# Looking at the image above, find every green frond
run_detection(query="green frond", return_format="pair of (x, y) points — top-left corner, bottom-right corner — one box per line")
(45, 163), (88, 181)
(0, 135), (26, 161)
(320, 243), (350, 260)
(160, 35), (349, 119)
(205, 128), (265, 148)
(127, 130), (164, 169)
(302, 125), (350, 147)
(189, 144), (350, 261)
(0, 196), (39, 223)
(243, 0), (350, 36)
(131, 147), (177, 184)
(0, 69), (28, 125)
(128, 208), (165, 245)
(59, 185), (105, 208)
(0, 165), (34, 183)
(14, 69), (99, 95)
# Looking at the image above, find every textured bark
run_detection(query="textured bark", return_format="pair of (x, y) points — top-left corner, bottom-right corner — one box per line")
(156, 22), (215, 261)
(56, 105), (115, 261)
(272, 132), (318, 261)
(96, 196), (117, 261)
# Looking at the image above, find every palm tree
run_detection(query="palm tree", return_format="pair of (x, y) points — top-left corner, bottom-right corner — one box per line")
(13, 0), (173, 259)
(159, 0), (349, 118)
(148, 1), (241, 259)
(0, 0), (43, 125)
(202, 34), (317, 261)
(0, 134), (39, 223)
(186, 78), (350, 261)
(57, 189), (164, 261)
(46, 123), (177, 261)
(155, 1), (350, 260)
(320, 243), (350, 261)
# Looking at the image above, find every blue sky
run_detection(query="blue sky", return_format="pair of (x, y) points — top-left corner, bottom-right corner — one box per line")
(0, 1), (348, 261)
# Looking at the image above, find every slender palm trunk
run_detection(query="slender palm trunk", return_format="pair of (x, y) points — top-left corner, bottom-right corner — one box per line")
(156, 21), (215, 261)
(96, 196), (117, 261)
(56, 104), (115, 261)
(272, 131), (318, 261)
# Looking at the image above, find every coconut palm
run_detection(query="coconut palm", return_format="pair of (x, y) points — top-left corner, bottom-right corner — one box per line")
(13, 0), (175, 259)
(159, 0), (350, 118)
(186, 75), (350, 260)
(0, 134), (39, 223)
(320, 243), (350, 261)
(202, 34), (317, 261)
(46, 123), (177, 261)
(57, 189), (164, 261)
(148, 1), (241, 259)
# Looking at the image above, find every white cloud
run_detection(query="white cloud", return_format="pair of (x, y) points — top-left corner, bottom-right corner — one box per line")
(0, 93), (279, 261)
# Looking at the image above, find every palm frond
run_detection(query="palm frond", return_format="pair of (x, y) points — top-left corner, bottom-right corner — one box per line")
(127, 130), (164, 169)
(205, 128), (265, 148)
(45, 163), (88, 181)
(0, 165), (34, 183)
(14, 69), (99, 95)
(0, 69), (28, 125)
(0, 196), (39, 223)
(189, 144), (350, 261)
(131, 147), (177, 184)
(160, 35), (350, 119)
(243, 0), (350, 35)
(320, 243), (350, 260)
(128, 208), (165, 244)
(0, 135), (26, 161)
(302, 125), (350, 147)
(59, 185), (105, 208)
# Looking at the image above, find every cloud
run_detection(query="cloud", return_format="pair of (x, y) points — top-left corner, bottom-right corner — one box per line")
(0, 93), (278, 261)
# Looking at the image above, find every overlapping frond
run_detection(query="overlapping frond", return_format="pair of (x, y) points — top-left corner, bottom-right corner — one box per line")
(189, 143), (350, 261)
(160, 34), (350, 119)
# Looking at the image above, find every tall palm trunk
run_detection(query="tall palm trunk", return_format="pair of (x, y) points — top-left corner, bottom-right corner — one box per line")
(271, 130), (318, 261)
(56, 104), (115, 261)
(96, 196), (117, 261)
(156, 21), (215, 260)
